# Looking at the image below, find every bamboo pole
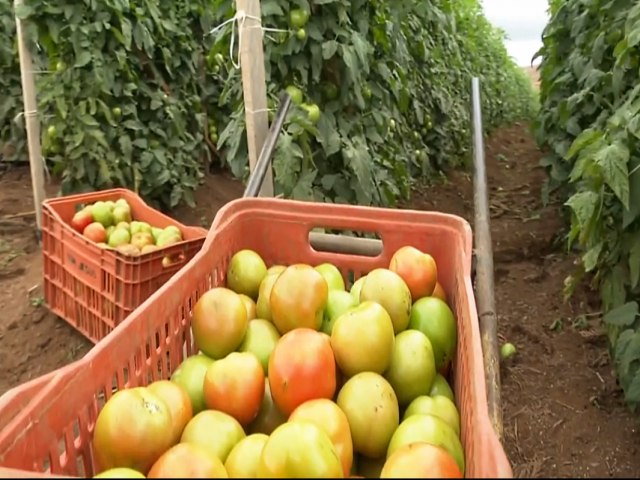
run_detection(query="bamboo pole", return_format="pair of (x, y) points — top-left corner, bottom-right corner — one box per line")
(14, 0), (46, 237)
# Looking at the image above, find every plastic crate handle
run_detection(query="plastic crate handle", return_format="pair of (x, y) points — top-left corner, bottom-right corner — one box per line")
(208, 199), (472, 275)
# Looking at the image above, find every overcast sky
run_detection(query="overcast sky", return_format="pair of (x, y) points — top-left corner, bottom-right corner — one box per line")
(481, 0), (549, 66)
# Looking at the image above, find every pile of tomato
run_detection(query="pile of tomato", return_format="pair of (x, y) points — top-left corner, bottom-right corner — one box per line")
(92, 245), (464, 479)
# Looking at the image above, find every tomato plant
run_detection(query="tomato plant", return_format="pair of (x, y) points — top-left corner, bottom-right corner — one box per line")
(2, 0), (536, 210)
(5, 0), (232, 209)
(0, 3), (26, 163)
(213, 0), (537, 206)
(535, 0), (640, 411)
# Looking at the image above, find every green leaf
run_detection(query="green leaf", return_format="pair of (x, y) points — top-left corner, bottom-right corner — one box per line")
(623, 156), (640, 228)
(565, 128), (602, 160)
(626, 373), (640, 404)
(322, 40), (339, 60)
(565, 190), (600, 232)
(604, 302), (638, 328)
(582, 242), (603, 272)
(629, 236), (640, 289)
(13, 4), (34, 19)
(595, 141), (630, 208)
(75, 51), (92, 68)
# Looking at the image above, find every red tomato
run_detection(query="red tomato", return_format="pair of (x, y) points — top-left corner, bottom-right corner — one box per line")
(203, 352), (265, 426)
(380, 442), (462, 478)
(70, 208), (93, 233)
(389, 246), (438, 301)
(147, 443), (228, 478)
(83, 222), (107, 243)
(268, 328), (336, 416)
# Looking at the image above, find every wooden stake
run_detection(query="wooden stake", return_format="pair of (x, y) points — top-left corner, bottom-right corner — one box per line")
(236, 0), (274, 198)
(14, 0), (46, 235)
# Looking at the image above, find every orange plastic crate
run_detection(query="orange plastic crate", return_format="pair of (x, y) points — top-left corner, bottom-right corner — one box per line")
(0, 198), (513, 477)
(41, 188), (207, 343)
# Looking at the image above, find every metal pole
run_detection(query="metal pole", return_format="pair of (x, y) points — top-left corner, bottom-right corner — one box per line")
(471, 77), (503, 440)
(244, 93), (292, 198)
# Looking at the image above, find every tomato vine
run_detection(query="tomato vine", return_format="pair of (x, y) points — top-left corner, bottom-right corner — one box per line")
(535, 0), (640, 411)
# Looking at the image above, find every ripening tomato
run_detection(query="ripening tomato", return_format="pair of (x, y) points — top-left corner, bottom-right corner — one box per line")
(203, 352), (265, 426)
(247, 379), (288, 435)
(380, 442), (462, 478)
(71, 209), (94, 233)
(181, 410), (246, 463)
(93, 387), (174, 474)
(269, 264), (329, 334)
(389, 246), (438, 301)
(147, 443), (229, 478)
(256, 422), (343, 478)
(224, 433), (269, 478)
(83, 222), (107, 244)
(191, 287), (248, 360)
(431, 281), (448, 304)
(147, 380), (193, 445)
(268, 328), (336, 416)
(289, 399), (354, 476)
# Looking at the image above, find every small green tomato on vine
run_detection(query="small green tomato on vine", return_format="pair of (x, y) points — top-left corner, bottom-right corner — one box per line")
(322, 83), (339, 101)
(112, 107), (122, 119)
(363, 85), (372, 100)
(296, 29), (307, 41)
(55, 61), (66, 73)
(285, 85), (304, 105)
(302, 103), (321, 124)
(389, 119), (396, 130)
(289, 9), (310, 29)
(47, 125), (57, 138)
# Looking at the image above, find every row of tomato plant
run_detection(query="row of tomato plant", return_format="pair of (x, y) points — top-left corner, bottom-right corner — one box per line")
(0, 0), (536, 211)
(535, 0), (640, 411)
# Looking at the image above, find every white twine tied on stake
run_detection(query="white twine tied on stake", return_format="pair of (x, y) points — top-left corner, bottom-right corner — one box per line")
(207, 10), (290, 70)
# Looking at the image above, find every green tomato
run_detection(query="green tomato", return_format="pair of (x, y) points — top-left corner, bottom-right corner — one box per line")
(302, 103), (321, 124)
(210, 133), (218, 144)
(500, 342), (517, 360)
(389, 119), (396, 130)
(322, 83), (339, 101)
(285, 85), (304, 105)
(214, 53), (225, 65)
(363, 85), (372, 100)
(289, 9), (310, 29)
(296, 28), (307, 41)
(112, 107), (122, 118)
(47, 125), (57, 138)
(55, 61), (66, 73)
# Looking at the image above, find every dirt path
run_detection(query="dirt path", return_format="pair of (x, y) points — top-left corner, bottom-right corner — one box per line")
(0, 123), (638, 476)
(404, 123), (640, 478)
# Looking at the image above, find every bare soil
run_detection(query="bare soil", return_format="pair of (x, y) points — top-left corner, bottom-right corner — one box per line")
(0, 122), (638, 477)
